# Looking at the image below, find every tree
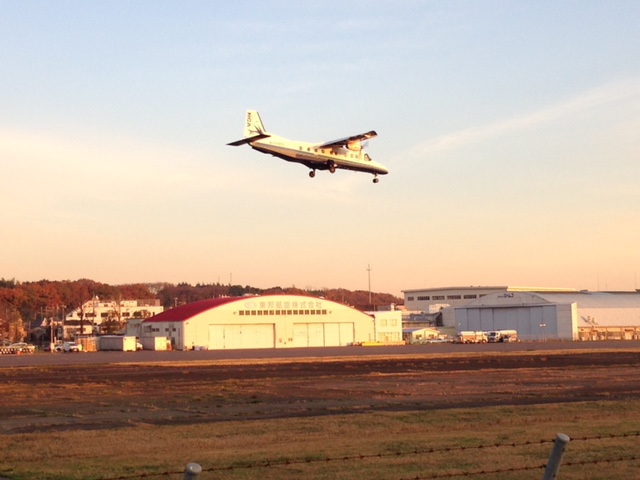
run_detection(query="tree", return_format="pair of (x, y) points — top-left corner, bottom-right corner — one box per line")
(0, 304), (25, 343)
(0, 279), (403, 330)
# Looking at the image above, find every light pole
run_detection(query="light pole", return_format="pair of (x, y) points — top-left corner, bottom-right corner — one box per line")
(367, 264), (372, 306)
(49, 316), (55, 351)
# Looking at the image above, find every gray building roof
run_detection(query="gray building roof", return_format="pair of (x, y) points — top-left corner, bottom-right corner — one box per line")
(535, 291), (640, 309)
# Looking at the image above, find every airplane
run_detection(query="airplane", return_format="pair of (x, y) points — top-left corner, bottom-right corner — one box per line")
(227, 110), (388, 183)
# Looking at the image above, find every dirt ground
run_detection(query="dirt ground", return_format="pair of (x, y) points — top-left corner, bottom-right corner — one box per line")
(2, 350), (640, 434)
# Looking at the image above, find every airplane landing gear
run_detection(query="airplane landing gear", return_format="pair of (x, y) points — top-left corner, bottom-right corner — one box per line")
(327, 160), (336, 173)
(309, 170), (316, 178)
(373, 175), (379, 184)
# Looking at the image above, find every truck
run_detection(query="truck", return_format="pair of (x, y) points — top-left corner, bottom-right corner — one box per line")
(487, 330), (518, 343)
(456, 331), (488, 344)
(55, 342), (82, 352)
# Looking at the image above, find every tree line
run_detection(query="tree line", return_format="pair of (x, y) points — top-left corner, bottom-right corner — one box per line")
(0, 278), (402, 342)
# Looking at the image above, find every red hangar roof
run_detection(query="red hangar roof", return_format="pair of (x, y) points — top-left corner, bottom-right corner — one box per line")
(144, 295), (375, 324)
(144, 297), (242, 323)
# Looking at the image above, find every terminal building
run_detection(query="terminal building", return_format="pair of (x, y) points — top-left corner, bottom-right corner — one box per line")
(141, 294), (402, 350)
(403, 286), (640, 341)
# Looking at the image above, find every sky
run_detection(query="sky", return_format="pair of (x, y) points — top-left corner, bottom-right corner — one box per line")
(2, 1), (640, 297)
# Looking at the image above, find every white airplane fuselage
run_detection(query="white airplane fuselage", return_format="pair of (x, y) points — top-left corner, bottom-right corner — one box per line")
(228, 110), (388, 182)
(250, 134), (388, 176)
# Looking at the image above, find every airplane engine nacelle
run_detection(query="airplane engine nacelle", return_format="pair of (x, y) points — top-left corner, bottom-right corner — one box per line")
(346, 141), (362, 151)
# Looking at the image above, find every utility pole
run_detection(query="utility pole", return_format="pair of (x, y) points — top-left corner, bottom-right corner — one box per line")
(367, 264), (372, 305)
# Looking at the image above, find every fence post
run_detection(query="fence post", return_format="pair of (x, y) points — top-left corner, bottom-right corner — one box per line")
(184, 462), (202, 480)
(542, 433), (570, 480)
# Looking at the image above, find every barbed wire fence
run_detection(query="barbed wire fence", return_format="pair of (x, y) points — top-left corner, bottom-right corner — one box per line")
(97, 431), (640, 480)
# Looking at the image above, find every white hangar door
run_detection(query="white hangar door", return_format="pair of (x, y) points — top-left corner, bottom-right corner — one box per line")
(293, 322), (354, 347)
(292, 323), (325, 347)
(293, 323), (309, 347)
(340, 323), (354, 345)
(324, 323), (340, 346)
(324, 323), (355, 346)
(208, 324), (275, 350)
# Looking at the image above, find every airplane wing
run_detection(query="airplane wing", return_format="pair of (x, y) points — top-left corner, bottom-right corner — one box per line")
(317, 130), (377, 149)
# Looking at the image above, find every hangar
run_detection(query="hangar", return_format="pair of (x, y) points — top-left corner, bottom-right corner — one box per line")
(454, 290), (640, 341)
(402, 286), (575, 327)
(141, 295), (401, 350)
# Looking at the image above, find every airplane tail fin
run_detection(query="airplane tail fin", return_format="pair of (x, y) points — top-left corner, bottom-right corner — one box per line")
(227, 110), (270, 146)
(244, 110), (266, 137)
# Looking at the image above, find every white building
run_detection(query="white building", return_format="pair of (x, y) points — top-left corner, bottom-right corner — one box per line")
(405, 287), (640, 341)
(403, 286), (577, 327)
(366, 309), (403, 344)
(65, 297), (164, 334)
(402, 327), (441, 344)
(454, 291), (640, 341)
(142, 295), (402, 350)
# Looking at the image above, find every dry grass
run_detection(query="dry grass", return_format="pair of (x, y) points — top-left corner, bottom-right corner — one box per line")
(2, 352), (640, 479)
(2, 400), (640, 480)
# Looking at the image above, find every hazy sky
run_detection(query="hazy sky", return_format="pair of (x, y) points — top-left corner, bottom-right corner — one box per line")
(2, 1), (639, 296)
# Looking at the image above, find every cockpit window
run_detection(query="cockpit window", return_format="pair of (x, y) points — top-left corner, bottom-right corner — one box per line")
(364, 153), (371, 162)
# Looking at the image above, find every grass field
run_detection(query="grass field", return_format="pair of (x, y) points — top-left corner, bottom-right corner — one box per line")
(2, 351), (640, 480)
(2, 399), (639, 479)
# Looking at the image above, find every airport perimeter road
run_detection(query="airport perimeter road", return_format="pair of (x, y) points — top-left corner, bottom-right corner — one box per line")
(2, 340), (640, 367)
